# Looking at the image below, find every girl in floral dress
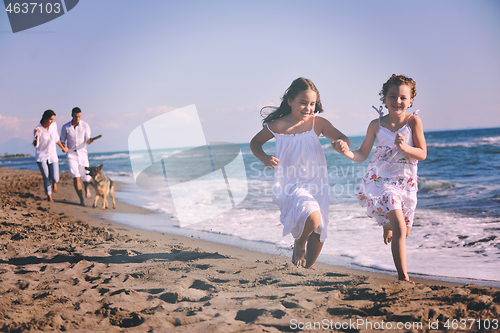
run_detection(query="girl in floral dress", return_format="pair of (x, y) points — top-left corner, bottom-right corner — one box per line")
(337, 75), (427, 283)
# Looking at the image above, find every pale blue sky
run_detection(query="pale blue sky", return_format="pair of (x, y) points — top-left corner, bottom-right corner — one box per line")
(1, 0), (499, 153)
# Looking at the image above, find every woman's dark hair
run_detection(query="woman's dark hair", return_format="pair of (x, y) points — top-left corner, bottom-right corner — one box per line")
(261, 77), (323, 124)
(40, 109), (56, 125)
(380, 74), (417, 108)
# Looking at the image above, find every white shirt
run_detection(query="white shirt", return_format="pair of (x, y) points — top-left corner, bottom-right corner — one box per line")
(60, 120), (91, 164)
(34, 122), (59, 163)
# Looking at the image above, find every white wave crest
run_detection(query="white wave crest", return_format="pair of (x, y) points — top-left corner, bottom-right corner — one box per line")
(90, 153), (129, 160)
(417, 177), (455, 193)
(427, 136), (500, 148)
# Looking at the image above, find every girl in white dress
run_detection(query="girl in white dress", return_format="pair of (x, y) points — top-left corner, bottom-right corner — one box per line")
(337, 75), (427, 283)
(33, 110), (68, 201)
(250, 78), (350, 268)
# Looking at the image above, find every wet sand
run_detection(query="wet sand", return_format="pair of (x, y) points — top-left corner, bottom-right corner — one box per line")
(1, 167), (499, 332)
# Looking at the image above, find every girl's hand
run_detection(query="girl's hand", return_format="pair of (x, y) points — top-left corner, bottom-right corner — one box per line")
(263, 155), (279, 169)
(332, 139), (349, 154)
(395, 133), (407, 151)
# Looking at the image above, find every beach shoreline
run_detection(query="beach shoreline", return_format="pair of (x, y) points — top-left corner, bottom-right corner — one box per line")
(1, 167), (499, 332)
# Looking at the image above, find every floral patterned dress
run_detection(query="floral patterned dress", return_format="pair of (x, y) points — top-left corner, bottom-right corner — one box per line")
(357, 107), (419, 227)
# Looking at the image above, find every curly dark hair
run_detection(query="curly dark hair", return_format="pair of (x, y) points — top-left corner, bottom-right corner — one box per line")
(261, 77), (323, 124)
(379, 74), (417, 108)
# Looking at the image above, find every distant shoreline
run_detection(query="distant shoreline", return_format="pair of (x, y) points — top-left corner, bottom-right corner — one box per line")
(1, 126), (499, 157)
(0, 153), (32, 159)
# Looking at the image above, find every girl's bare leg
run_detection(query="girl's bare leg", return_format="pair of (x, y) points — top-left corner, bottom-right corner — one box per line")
(293, 211), (321, 267)
(387, 210), (414, 283)
(383, 223), (411, 244)
(305, 232), (323, 269)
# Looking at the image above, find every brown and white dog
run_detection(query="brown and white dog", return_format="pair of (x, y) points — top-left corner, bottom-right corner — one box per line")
(85, 164), (116, 209)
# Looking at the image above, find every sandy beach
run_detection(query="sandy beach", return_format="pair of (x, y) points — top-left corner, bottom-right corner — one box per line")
(0, 167), (499, 332)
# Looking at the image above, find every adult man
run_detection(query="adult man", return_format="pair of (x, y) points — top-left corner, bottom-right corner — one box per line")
(60, 107), (93, 206)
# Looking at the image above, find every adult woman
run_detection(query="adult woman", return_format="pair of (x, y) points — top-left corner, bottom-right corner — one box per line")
(33, 110), (68, 201)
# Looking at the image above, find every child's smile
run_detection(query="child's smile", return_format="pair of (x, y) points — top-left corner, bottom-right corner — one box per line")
(385, 84), (413, 116)
(288, 89), (317, 122)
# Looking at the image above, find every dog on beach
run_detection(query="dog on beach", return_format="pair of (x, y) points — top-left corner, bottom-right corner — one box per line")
(85, 164), (116, 210)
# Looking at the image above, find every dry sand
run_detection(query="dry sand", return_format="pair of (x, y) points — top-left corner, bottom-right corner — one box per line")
(0, 167), (499, 332)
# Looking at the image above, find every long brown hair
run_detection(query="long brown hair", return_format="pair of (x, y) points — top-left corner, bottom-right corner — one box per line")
(261, 78), (323, 124)
(40, 109), (56, 125)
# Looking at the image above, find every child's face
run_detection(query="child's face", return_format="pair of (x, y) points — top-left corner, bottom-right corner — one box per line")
(288, 89), (317, 121)
(385, 84), (413, 115)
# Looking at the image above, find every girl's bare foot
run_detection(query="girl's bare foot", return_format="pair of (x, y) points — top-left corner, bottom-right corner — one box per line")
(399, 277), (415, 284)
(52, 182), (57, 193)
(47, 195), (53, 202)
(383, 223), (392, 244)
(292, 240), (306, 267)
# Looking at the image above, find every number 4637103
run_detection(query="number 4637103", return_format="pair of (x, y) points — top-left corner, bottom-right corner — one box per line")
(444, 319), (499, 330)
(5, 2), (62, 14)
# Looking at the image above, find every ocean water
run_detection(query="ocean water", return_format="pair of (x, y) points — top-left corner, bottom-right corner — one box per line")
(3, 127), (500, 286)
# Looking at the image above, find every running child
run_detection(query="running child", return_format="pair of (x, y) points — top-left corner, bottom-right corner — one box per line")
(336, 74), (427, 283)
(250, 77), (350, 268)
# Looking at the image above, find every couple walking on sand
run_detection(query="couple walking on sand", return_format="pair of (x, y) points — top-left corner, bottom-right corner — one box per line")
(34, 107), (96, 206)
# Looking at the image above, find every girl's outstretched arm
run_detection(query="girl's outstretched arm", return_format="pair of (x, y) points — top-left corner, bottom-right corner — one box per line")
(250, 126), (279, 169)
(395, 115), (427, 161)
(316, 117), (351, 149)
(341, 119), (378, 162)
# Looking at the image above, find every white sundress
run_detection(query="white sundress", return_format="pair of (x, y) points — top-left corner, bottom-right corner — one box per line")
(357, 107), (419, 227)
(266, 116), (329, 242)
